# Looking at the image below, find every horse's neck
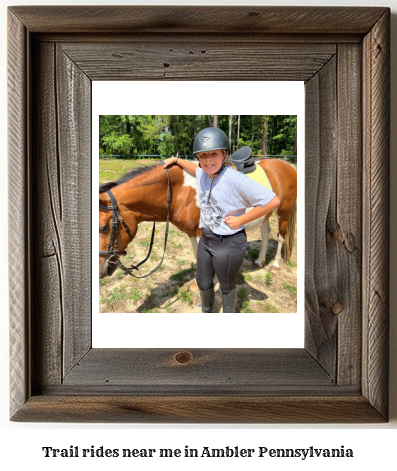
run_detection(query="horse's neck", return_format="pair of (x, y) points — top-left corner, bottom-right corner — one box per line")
(115, 166), (171, 220)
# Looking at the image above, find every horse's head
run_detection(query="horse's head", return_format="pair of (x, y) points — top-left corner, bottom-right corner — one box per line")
(99, 191), (138, 278)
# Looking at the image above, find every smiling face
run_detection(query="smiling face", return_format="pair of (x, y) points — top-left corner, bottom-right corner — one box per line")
(197, 149), (227, 176)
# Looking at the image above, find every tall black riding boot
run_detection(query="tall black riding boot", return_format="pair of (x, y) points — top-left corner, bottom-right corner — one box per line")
(199, 288), (215, 313)
(222, 288), (237, 313)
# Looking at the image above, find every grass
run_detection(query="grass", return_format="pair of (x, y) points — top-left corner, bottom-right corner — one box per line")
(283, 283), (297, 295)
(265, 272), (273, 286)
(101, 284), (143, 305)
(264, 302), (281, 313)
(99, 159), (159, 185)
(286, 260), (297, 268)
(236, 272), (245, 284)
(247, 248), (260, 260)
(179, 289), (193, 306)
(101, 285), (128, 305)
(139, 239), (151, 247)
(241, 300), (254, 313)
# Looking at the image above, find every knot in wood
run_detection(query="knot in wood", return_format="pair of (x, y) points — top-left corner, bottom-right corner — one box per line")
(331, 302), (344, 316)
(174, 351), (193, 365)
(333, 225), (344, 244)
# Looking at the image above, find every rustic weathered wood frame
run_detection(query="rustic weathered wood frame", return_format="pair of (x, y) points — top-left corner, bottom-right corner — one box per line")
(8, 6), (390, 423)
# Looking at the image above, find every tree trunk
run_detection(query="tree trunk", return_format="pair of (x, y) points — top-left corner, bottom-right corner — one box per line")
(262, 115), (268, 156)
(207, 115), (212, 127)
(228, 115), (233, 150)
(213, 115), (218, 128)
(294, 122), (297, 155)
(237, 115), (240, 148)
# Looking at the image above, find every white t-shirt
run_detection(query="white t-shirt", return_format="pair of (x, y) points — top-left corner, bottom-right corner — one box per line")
(196, 166), (276, 236)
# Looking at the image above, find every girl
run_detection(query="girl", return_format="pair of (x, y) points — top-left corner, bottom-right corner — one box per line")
(164, 127), (280, 313)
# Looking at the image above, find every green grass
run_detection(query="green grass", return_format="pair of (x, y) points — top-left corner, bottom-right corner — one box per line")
(99, 159), (159, 185)
(247, 248), (260, 260)
(283, 283), (297, 295)
(101, 285), (128, 305)
(139, 238), (151, 247)
(241, 300), (254, 313)
(265, 272), (273, 286)
(101, 284), (142, 305)
(264, 302), (281, 313)
(236, 272), (245, 284)
(179, 289), (193, 306)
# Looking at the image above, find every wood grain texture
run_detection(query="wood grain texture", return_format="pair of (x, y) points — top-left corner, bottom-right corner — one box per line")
(9, 6), (387, 34)
(8, 6), (390, 423)
(59, 42), (335, 82)
(8, 10), (30, 419)
(32, 42), (63, 388)
(304, 57), (338, 377)
(62, 349), (333, 392)
(362, 10), (390, 419)
(336, 44), (362, 386)
(11, 396), (385, 424)
(31, 41), (92, 387)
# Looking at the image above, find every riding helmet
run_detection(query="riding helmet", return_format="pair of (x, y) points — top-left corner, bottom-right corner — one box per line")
(193, 127), (230, 155)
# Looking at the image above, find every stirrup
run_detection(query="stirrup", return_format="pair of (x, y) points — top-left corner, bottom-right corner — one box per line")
(199, 288), (215, 313)
(222, 288), (237, 313)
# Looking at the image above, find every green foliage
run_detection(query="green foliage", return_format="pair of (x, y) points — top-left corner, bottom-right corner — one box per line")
(99, 115), (297, 158)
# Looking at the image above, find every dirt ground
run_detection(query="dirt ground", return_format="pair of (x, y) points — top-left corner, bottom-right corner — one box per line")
(99, 213), (297, 313)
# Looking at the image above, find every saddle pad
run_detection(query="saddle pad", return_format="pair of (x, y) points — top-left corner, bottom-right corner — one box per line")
(246, 163), (273, 191)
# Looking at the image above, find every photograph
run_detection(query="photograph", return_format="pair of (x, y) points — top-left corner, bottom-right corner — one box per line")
(98, 114), (298, 315)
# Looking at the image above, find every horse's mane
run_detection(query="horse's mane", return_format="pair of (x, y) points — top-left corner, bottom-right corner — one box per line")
(99, 163), (162, 194)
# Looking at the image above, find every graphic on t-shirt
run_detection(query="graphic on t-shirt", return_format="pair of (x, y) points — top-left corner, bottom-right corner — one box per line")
(199, 191), (223, 231)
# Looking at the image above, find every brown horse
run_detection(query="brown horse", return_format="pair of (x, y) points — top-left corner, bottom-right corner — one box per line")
(99, 160), (297, 279)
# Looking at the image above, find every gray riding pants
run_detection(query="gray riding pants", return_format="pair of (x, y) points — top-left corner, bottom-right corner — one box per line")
(196, 227), (247, 294)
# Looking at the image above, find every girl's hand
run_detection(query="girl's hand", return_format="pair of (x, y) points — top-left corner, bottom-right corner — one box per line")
(163, 156), (177, 168)
(223, 216), (242, 231)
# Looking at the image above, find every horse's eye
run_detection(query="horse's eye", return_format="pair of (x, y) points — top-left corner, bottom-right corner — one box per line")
(99, 225), (107, 233)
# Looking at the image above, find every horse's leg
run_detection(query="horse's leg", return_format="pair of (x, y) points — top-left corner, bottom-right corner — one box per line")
(273, 233), (285, 269)
(188, 236), (201, 301)
(188, 236), (199, 260)
(272, 211), (289, 269)
(255, 217), (271, 266)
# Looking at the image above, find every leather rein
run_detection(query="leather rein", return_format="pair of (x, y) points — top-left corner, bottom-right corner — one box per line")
(99, 165), (171, 278)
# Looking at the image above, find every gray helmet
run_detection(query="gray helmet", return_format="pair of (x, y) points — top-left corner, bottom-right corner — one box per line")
(193, 127), (230, 155)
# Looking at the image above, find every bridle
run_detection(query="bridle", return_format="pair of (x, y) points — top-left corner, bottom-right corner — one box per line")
(99, 165), (171, 278)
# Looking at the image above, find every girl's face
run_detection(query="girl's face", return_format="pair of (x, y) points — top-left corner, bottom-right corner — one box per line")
(197, 149), (226, 176)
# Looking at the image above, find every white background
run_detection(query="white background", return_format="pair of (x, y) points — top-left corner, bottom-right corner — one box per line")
(1, 0), (396, 469)
(93, 81), (305, 348)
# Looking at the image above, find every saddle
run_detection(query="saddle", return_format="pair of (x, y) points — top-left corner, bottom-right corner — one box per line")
(230, 146), (273, 191)
(229, 146), (256, 174)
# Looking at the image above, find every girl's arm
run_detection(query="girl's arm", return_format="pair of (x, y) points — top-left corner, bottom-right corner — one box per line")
(224, 195), (280, 231)
(163, 156), (198, 176)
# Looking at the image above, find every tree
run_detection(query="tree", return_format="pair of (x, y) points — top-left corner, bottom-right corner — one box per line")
(228, 115), (233, 150)
(262, 115), (268, 156)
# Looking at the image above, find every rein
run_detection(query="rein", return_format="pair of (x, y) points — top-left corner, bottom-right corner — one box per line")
(99, 164), (171, 278)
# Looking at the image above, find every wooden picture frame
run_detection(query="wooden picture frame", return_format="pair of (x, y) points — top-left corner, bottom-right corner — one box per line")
(8, 6), (390, 423)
